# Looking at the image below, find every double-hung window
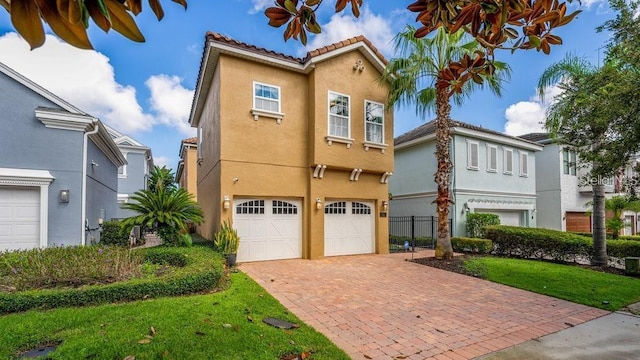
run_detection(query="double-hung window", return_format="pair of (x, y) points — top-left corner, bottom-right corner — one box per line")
(253, 82), (280, 113)
(563, 148), (576, 176)
(328, 91), (350, 138)
(467, 140), (479, 170)
(364, 100), (384, 144)
(504, 147), (513, 175)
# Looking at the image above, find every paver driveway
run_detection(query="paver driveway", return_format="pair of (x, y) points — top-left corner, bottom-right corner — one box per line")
(241, 251), (608, 360)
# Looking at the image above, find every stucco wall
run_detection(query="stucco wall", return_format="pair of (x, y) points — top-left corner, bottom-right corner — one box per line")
(86, 138), (119, 244)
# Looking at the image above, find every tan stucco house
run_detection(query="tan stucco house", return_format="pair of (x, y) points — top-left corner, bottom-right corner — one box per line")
(176, 137), (198, 201)
(189, 32), (393, 261)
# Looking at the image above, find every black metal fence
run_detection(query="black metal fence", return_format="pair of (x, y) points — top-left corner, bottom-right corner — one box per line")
(389, 216), (453, 252)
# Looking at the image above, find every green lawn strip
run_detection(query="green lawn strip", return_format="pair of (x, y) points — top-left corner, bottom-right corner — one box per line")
(464, 257), (640, 310)
(0, 272), (349, 360)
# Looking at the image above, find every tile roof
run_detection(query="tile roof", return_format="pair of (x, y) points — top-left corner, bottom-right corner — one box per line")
(395, 119), (541, 147)
(182, 137), (198, 145)
(518, 132), (550, 143)
(205, 32), (388, 66)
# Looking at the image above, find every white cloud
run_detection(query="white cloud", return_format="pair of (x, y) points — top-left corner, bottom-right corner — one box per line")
(249, 0), (272, 14)
(146, 75), (196, 136)
(0, 33), (154, 134)
(503, 86), (563, 136)
(153, 156), (171, 168)
(304, 6), (395, 57)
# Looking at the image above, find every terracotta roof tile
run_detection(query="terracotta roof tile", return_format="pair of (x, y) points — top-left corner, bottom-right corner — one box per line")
(182, 137), (198, 144)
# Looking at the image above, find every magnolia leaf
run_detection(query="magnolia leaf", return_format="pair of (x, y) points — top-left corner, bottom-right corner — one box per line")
(265, 7), (291, 27)
(0, 0), (9, 11)
(86, 0), (111, 32)
(335, 0), (347, 12)
(170, 0), (187, 9)
(56, 0), (82, 24)
(148, 0), (164, 20)
(126, 0), (142, 15)
(283, 0), (297, 13)
(11, 0), (45, 49)
(104, 0), (145, 42)
(351, 0), (361, 17)
(528, 34), (541, 48)
(306, 0), (320, 6)
(35, 0), (93, 49)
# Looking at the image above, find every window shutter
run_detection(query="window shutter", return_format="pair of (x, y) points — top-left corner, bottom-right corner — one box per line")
(521, 152), (528, 175)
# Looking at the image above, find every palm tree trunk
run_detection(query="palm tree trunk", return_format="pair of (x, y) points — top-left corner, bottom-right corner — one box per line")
(592, 183), (608, 265)
(434, 88), (454, 260)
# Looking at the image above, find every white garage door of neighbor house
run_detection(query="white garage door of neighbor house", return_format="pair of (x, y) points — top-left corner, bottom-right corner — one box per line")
(0, 186), (40, 251)
(477, 210), (522, 226)
(234, 199), (302, 262)
(324, 200), (374, 257)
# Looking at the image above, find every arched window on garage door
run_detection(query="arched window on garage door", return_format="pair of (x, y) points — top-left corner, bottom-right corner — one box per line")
(352, 202), (371, 215)
(272, 200), (298, 215)
(236, 200), (264, 214)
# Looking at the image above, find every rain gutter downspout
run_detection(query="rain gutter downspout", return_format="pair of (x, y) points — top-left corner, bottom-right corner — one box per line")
(81, 120), (100, 246)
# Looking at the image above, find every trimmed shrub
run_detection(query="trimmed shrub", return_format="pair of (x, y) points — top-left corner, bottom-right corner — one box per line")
(144, 248), (189, 267)
(608, 240), (640, 258)
(100, 221), (131, 246)
(485, 226), (593, 262)
(570, 232), (640, 242)
(451, 237), (493, 254)
(0, 246), (224, 314)
(466, 213), (500, 238)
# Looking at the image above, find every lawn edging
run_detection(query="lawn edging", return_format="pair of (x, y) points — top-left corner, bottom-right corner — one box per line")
(0, 246), (224, 314)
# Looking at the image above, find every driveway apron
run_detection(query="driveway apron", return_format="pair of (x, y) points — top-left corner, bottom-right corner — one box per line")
(241, 252), (608, 360)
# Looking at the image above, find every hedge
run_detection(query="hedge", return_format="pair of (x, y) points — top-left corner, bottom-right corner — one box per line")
(451, 237), (493, 254)
(100, 220), (133, 246)
(608, 240), (640, 258)
(570, 232), (640, 242)
(0, 246), (224, 314)
(465, 213), (500, 238)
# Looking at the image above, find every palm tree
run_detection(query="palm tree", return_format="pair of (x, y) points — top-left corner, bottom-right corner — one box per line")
(381, 25), (510, 260)
(147, 165), (177, 193)
(604, 196), (640, 239)
(121, 188), (204, 245)
(537, 54), (609, 264)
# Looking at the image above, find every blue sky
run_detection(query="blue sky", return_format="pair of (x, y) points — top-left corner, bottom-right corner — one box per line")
(0, 0), (614, 170)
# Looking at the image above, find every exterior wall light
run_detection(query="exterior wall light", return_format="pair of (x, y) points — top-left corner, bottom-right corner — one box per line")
(223, 195), (230, 210)
(316, 198), (323, 210)
(59, 189), (69, 203)
(98, 209), (105, 226)
(382, 200), (388, 212)
(463, 203), (470, 213)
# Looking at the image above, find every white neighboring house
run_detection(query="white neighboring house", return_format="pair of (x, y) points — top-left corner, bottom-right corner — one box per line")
(105, 126), (153, 219)
(390, 120), (542, 237)
(521, 133), (639, 234)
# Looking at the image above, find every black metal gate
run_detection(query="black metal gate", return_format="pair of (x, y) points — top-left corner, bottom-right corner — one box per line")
(389, 216), (453, 252)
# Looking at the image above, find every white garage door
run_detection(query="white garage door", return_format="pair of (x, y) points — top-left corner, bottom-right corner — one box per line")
(234, 199), (302, 262)
(324, 200), (374, 256)
(477, 209), (522, 226)
(0, 186), (40, 251)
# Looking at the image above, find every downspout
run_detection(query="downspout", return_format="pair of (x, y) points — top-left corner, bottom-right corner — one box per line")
(81, 120), (100, 246)
(450, 135), (456, 237)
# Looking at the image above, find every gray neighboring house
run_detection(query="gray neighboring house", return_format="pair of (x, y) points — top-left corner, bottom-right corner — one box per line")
(390, 120), (542, 237)
(0, 62), (126, 250)
(105, 126), (153, 219)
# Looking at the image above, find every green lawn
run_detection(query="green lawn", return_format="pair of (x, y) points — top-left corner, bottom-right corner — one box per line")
(0, 272), (349, 360)
(464, 257), (640, 310)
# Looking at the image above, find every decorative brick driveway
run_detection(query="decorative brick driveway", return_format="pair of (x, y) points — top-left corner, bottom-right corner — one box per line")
(241, 251), (608, 360)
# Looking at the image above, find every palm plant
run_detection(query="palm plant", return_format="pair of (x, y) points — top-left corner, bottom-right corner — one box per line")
(121, 188), (203, 246)
(604, 196), (640, 239)
(381, 25), (510, 260)
(147, 165), (177, 193)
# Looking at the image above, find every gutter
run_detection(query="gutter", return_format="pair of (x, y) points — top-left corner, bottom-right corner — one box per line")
(81, 120), (100, 246)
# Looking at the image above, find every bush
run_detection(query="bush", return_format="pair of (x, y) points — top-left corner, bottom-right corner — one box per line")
(570, 232), (640, 242)
(485, 226), (593, 262)
(0, 246), (144, 291)
(100, 221), (131, 246)
(607, 240), (640, 258)
(144, 248), (189, 267)
(451, 237), (493, 254)
(0, 246), (224, 314)
(158, 226), (181, 246)
(179, 233), (193, 247)
(466, 213), (500, 238)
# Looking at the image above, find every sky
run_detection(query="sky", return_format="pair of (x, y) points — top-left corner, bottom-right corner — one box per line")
(0, 0), (616, 170)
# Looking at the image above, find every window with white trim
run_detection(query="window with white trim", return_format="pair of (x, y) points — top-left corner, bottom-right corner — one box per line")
(487, 144), (497, 172)
(118, 153), (128, 178)
(563, 148), (576, 176)
(328, 92), (350, 138)
(504, 148), (513, 175)
(253, 82), (280, 113)
(467, 140), (479, 170)
(364, 100), (384, 144)
(519, 151), (529, 177)
(197, 124), (203, 160)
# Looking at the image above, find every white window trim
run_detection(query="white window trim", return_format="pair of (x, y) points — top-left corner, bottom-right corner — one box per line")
(503, 147), (514, 175)
(0, 167), (54, 248)
(486, 143), (498, 173)
(197, 124), (203, 164)
(117, 194), (129, 204)
(252, 81), (284, 123)
(466, 139), (479, 170)
(363, 100), (386, 148)
(326, 90), (353, 146)
(118, 152), (128, 178)
(519, 151), (529, 177)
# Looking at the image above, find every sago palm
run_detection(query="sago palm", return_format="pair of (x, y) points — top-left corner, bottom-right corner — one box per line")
(382, 25), (510, 260)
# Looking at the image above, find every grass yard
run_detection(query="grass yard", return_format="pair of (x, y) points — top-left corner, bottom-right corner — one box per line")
(464, 257), (640, 310)
(0, 272), (349, 360)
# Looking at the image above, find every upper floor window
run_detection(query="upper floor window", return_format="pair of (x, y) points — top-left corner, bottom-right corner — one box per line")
(519, 151), (529, 177)
(253, 82), (280, 113)
(364, 101), (384, 144)
(504, 147), (513, 175)
(197, 124), (203, 161)
(467, 140), (479, 170)
(118, 153), (128, 178)
(328, 91), (350, 138)
(563, 148), (576, 176)
(487, 144), (498, 172)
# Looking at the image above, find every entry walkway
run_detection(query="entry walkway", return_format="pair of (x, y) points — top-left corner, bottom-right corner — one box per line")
(241, 251), (607, 360)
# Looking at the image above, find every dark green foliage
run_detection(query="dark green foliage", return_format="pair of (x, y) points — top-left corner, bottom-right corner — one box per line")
(144, 248), (189, 267)
(465, 213), (500, 238)
(100, 220), (131, 246)
(0, 246), (224, 314)
(571, 232), (640, 242)
(485, 226), (593, 262)
(451, 237), (493, 254)
(608, 240), (640, 258)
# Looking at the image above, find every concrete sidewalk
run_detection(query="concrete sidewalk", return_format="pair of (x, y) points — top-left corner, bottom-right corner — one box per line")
(478, 310), (640, 360)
